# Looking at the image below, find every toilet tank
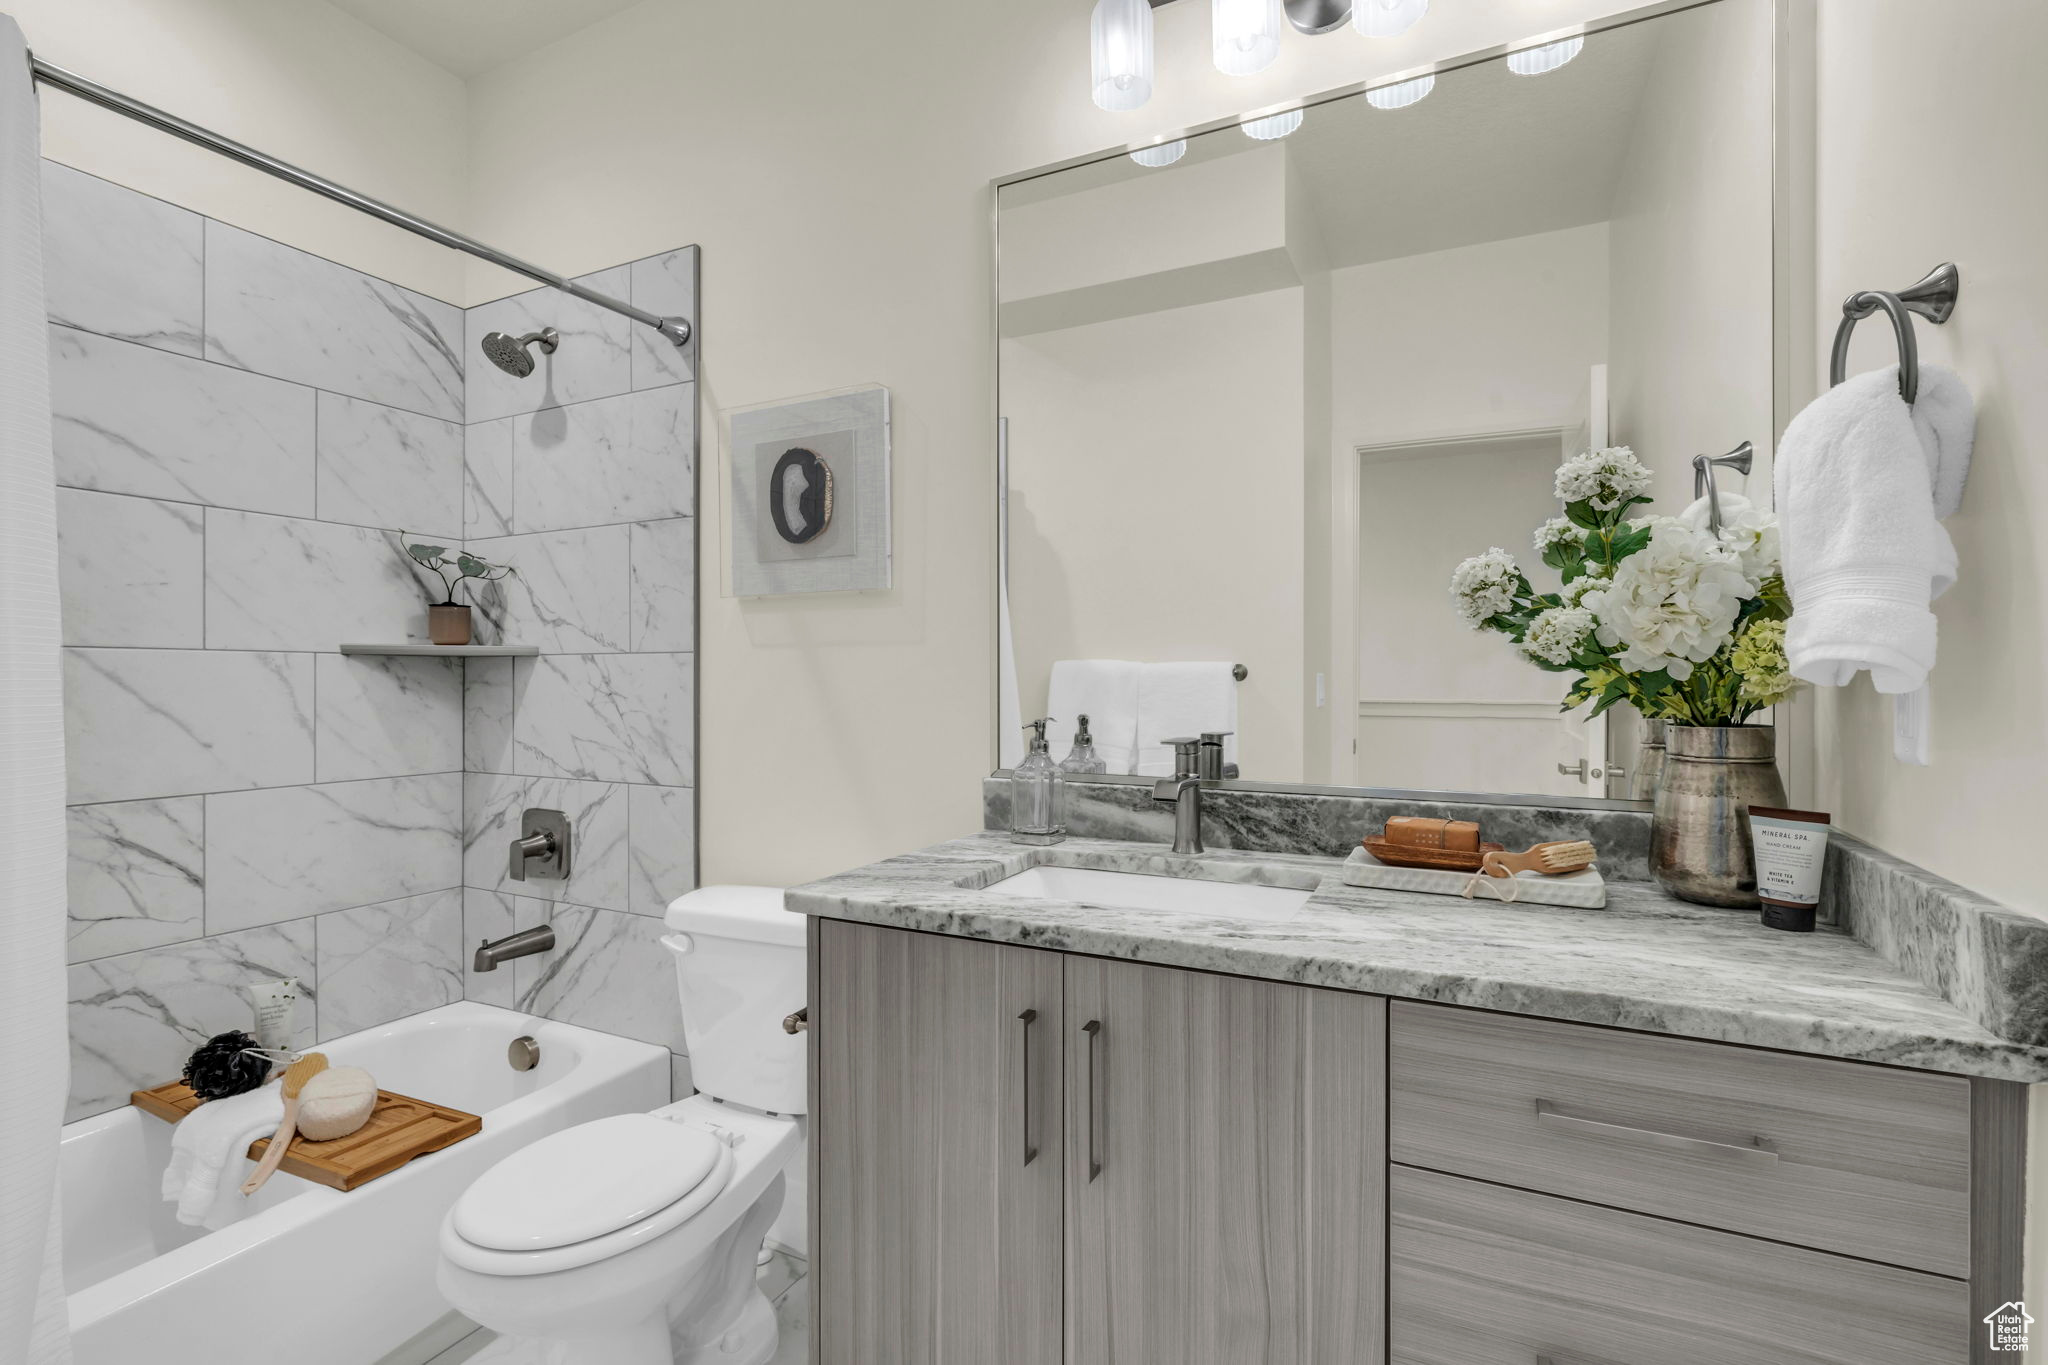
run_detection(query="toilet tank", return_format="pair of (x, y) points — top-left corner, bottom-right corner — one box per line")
(664, 886), (807, 1115)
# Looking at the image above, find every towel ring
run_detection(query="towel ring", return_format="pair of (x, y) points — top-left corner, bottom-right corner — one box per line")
(1828, 262), (1959, 405)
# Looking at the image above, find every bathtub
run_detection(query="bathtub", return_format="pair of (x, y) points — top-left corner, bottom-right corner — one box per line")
(60, 1001), (671, 1365)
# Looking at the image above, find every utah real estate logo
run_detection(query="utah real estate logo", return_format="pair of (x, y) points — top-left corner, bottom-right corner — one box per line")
(1984, 1300), (2032, 1352)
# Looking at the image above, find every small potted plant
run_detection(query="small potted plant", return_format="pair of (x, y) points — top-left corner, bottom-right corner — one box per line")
(1448, 447), (1797, 907)
(403, 534), (515, 645)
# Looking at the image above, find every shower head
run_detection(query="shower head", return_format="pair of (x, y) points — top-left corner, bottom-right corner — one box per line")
(480, 327), (559, 378)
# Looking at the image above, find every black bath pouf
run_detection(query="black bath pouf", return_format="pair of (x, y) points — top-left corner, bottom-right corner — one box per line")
(181, 1030), (273, 1100)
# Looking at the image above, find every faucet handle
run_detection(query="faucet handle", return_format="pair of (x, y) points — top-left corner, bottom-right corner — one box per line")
(1158, 737), (1202, 779)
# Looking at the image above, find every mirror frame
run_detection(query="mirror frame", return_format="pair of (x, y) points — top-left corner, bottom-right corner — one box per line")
(989, 0), (1816, 811)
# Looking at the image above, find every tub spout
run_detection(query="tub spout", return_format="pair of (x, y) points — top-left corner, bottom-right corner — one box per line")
(473, 925), (555, 973)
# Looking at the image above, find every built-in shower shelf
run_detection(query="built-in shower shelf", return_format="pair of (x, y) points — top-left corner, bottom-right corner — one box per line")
(337, 643), (538, 657)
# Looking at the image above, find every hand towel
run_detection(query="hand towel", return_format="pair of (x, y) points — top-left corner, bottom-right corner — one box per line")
(1134, 662), (1239, 776)
(1775, 364), (1974, 764)
(1045, 661), (1141, 775)
(162, 1080), (283, 1229)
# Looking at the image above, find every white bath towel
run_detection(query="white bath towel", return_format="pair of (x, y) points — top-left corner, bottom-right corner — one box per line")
(1134, 662), (1239, 776)
(1775, 364), (1974, 763)
(1045, 660), (1142, 775)
(162, 1080), (283, 1229)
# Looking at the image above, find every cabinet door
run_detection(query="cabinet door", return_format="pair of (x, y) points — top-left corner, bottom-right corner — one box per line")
(1065, 957), (1387, 1365)
(813, 920), (1063, 1365)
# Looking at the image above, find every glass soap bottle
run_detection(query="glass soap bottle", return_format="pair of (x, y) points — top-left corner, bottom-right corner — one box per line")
(1011, 717), (1066, 845)
(1059, 713), (1108, 775)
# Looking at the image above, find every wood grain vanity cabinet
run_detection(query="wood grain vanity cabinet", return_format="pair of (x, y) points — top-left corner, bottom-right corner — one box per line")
(810, 921), (2019, 1365)
(811, 921), (1387, 1365)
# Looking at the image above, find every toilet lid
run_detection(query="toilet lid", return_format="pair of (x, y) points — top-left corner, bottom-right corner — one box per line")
(452, 1113), (729, 1252)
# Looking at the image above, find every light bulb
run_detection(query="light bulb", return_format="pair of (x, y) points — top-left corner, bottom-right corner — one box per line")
(1364, 74), (1434, 109)
(1506, 36), (1584, 76)
(1091, 0), (1155, 112)
(1241, 108), (1304, 140)
(1353, 0), (1428, 39)
(1213, 0), (1283, 76)
(1129, 140), (1188, 168)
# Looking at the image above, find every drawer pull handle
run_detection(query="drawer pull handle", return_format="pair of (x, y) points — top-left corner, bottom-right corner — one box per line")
(1018, 1008), (1038, 1167)
(1533, 1099), (1778, 1165)
(1083, 1019), (1104, 1182)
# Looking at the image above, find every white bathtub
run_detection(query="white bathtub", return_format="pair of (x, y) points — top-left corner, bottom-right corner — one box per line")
(60, 1001), (671, 1365)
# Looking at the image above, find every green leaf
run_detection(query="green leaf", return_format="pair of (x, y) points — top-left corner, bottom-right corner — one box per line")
(406, 543), (446, 564)
(1563, 499), (1604, 531)
(1608, 525), (1653, 560)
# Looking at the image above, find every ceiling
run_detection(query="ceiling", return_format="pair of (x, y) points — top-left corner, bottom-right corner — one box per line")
(327, 0), (649, 77)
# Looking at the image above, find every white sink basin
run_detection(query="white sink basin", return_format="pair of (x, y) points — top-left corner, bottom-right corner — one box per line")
(982, 864), (1312, 922)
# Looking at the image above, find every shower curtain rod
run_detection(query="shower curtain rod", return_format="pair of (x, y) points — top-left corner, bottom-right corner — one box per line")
(25, 54), (693, 350)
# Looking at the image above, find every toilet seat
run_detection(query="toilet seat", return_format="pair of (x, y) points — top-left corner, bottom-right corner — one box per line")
(445, 1114), (736, 1275)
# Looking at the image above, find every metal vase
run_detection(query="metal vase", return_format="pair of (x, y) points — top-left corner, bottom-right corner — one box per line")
(1651, 725), (1787, 908)
(1629, 717), (1668, 802)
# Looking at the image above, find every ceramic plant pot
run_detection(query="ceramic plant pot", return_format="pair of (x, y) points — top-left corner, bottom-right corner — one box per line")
(1650, 724), (1787, 908)
(428, 604), (473, 646)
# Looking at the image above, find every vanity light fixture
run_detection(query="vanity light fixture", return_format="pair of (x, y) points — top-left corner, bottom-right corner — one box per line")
(1129, 139), (1189, 166)
(1213, 0), (1284, 75)
(1364, 72), (1434, 108)
(1241, 108), (1305, 139)
(1353, 0), (1428, 38)
(1091, 0), (1155, 111)
(1505, 35), (1584, 75)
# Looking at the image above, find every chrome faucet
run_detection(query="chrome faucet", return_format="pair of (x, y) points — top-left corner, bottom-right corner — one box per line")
(1152, 737), (1206, 855)
(472, 925), (555, 973)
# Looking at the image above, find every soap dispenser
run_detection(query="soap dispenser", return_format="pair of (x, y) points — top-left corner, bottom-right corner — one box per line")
(1012, 717), (1066, 845)
(1059, 714), (1109, 775)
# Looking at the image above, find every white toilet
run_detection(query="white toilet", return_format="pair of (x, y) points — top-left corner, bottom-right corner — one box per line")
(436, 887), (807, 1365)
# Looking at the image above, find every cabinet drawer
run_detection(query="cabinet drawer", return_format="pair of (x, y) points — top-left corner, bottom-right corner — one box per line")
(1388, 1002), (1971, 1276)
(1390, 1166), (1967, 1365)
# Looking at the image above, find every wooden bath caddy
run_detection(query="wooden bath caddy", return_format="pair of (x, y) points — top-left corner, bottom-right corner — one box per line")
(131, 1080), (481, 1192)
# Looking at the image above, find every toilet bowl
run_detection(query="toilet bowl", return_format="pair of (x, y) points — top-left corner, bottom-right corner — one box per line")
(436, 887), (807, 1365)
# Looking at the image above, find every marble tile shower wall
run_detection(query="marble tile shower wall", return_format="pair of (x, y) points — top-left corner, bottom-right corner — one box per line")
(48, 161), (701, 1119)
(458, 248), (701, 1101)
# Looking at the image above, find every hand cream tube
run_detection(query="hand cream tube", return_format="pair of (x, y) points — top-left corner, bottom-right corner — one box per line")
(1747, 806), (1831, 933)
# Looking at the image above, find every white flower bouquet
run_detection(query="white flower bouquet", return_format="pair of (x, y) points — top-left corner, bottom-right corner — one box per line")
(1450, 447), (1795, 726)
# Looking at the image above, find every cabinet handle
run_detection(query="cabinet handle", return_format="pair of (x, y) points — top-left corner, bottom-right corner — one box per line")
(1533, 1099), (1778, 1165)
(1018, 1008), (1038, 1167)
(1083, 1019), (1103, 1182)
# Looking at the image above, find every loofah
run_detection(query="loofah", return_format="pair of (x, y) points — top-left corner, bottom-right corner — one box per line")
(296, 1066), (378, 1141)
(182, 1030), (272, 1100)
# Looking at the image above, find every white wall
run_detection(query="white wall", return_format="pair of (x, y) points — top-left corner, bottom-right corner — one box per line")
(8, 0), (469, 300)
(459, 0), (1663, 887)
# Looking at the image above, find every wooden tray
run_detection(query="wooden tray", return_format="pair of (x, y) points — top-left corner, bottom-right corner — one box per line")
(132, 1080), (481, 1192)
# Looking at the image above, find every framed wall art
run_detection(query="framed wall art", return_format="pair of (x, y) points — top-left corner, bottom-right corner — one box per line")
(727, 385), (891, 596)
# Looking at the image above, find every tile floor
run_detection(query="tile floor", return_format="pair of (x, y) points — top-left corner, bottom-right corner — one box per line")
(423, 1249), (807, 1365)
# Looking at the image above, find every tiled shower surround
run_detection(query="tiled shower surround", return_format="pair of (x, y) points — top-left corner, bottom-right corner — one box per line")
(48, 161), (700, 1120)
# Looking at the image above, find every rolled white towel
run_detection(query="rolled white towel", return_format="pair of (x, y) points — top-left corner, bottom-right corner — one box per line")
(162, 1080), (283, 1229)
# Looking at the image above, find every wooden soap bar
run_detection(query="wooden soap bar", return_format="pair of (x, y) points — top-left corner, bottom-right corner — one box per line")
(1384, 816), (1481, 852)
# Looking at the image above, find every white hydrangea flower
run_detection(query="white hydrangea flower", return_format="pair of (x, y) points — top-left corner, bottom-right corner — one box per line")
(1449, 547), (1521, 628)
(1578, 521), (1751, 680)
(1554, 446), (1653, 511)
(1524, 606), (1596, 666)
(1676, 493), (1781, 589)
(1534, 517), (1581, 556)
(1563, 567), (1609, 606)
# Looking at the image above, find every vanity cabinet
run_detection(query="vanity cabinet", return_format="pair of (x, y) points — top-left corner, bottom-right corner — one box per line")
(811, 919), (1064, 1365)
(811, 922), (1387, 1365)
(1064, 957), (1385, 1365)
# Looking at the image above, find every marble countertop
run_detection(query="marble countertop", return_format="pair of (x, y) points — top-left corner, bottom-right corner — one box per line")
(788, 832), (2048, 1083)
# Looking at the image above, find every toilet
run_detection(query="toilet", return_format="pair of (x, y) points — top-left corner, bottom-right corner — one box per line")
(436, 887), (807, 1365)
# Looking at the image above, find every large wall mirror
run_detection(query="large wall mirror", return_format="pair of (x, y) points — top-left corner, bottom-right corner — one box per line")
(996, 0), (1778, 805)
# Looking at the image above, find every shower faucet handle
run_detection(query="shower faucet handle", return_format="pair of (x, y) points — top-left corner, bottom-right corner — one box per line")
(508, 808), (572, 881)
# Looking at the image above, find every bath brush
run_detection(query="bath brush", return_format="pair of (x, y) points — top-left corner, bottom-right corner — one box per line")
(1480, 840), (1598, 878)
(240, 1052), (329, 1196)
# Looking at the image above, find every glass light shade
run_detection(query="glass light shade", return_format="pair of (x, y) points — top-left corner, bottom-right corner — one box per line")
(1091, 0), (1155, 112)
(1353, 0), (1428, 39)
(1364, 73), (1434, 109)
(1129, 139), (1188, 168)
(1506, 36), (1584, 76)
(1241, 108), (1304, 140)
(1213, 0), (1283, 76)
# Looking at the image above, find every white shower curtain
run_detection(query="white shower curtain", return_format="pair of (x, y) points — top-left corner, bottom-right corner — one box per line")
(0, 14), (75, 1363)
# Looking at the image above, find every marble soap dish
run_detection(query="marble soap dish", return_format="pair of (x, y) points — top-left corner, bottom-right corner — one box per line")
(1342, 845), (1607, 908)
